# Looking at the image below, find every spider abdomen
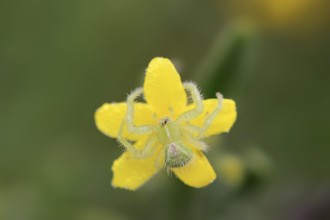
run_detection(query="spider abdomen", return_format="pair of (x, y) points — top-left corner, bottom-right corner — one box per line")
(164, 142), (193, 168)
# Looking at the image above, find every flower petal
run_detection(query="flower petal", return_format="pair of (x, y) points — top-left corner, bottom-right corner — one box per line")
(95, 102), (156, 140)
(143, 57), (187, 117)
(172, 150), (216, 188)
(188, 98), (237, 137)
(111, 141), (161, 190)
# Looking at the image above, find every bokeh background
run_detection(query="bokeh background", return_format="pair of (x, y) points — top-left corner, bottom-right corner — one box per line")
(1, 0), (330, 220)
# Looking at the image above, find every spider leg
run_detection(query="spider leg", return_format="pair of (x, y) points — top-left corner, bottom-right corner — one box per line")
(126, 87), (154, 134)
(118, 119), (157, 159)
(176, 82), (204, 122)
(192, 141), (209, 152)
(154, 147), (165, 170)
(184, 130), (210, 151)
(182, 92), (223, 138)
(137, 136), (158, 159)
(198, 92), (223, 138)
(117, 119), (139, 155)
(181, 122), (201, 137)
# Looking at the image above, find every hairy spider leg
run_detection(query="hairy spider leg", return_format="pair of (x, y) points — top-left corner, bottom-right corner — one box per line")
(180, 124), (209, 151)
(182, 92), (223, 139)
(154, 147), (165, 170)
(183, 131), (210, 151)
(136, 136), (159, 159)
(199, 92), (223, 136)
(126, 87), (154, 134)
(117, 119), (158, 159)
(176, 82), (204, 122)
(181, 122), (201, 137)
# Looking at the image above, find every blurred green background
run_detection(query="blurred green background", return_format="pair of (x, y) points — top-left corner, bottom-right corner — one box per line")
(1, 0), (330, 220)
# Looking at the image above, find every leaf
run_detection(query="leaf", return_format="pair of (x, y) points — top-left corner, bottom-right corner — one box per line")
(194, 23), (259, 97)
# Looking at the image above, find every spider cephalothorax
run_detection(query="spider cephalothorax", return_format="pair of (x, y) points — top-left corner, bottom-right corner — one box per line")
(117, 82), (223, 170)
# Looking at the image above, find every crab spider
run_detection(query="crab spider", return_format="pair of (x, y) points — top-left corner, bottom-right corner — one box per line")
(117, 82), (223, 168)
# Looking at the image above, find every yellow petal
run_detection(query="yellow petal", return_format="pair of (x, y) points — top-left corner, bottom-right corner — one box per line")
(95, 102), (156, 140)
(172, 150), (216, 188)
(111, 141), (161, 190)
(188, 98), (237, 137)
(143, 57), (187, 117)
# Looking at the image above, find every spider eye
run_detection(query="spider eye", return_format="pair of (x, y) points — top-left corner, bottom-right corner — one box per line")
(161, 118), (169, 127)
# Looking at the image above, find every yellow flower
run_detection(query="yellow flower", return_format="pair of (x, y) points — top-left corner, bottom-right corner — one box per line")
(224, 0), (328, 32)
(217, 154), (245, 187)
(95, 57), (237, 190)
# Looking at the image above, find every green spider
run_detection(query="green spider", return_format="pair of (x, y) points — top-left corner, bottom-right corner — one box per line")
(117, 82), (223, 170)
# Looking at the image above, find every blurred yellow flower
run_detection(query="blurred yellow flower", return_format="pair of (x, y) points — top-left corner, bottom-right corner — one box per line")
(218, 154), (245, 187)
(95, 57), (237, 190)
(224, 0), (329, 33)
(259, 0), (327, 30)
